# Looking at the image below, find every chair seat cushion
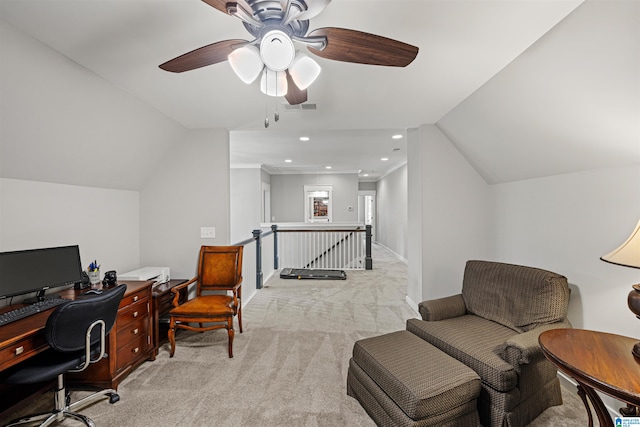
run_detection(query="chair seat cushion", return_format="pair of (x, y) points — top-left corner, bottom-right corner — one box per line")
(2, 349), (88, 384)
(170, 295), (234, 317)
(406, 316), (517, 392)
(352, 330), (481, 420)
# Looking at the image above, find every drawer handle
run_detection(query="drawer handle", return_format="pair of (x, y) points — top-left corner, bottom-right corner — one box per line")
(133, 311), (139, 318)
(133, 347), (139, 354)
(15, 346), (24, 356)
(132, 328), (139, 335)
(133, 296), (139, 302)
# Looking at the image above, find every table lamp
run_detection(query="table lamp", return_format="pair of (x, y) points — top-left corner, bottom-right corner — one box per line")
(600, 218), (640, 358)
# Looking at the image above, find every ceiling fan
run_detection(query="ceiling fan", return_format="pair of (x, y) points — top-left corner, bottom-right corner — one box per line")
(159, 0), (419, 106)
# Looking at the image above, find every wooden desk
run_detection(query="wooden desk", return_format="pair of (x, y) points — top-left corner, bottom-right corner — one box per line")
(539, 328), (640, 427)
(0, 281), (155, 415)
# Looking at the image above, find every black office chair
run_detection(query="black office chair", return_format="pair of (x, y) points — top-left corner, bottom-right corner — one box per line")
(2, 285), (126, 427)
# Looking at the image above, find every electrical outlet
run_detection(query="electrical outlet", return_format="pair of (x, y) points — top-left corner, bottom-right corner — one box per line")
(200, 227), (215, 239)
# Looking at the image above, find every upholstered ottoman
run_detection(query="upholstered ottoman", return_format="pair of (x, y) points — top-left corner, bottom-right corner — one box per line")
(347, 330), (481, 427)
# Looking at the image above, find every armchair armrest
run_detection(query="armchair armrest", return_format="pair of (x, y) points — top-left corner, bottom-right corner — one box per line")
(500, 319), (573, 368)
(170, 277), (196, 307)
(418, 294), (466, 321)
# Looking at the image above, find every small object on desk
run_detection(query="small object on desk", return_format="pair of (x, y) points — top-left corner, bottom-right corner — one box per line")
(87, 260), (101, 285)
(102, 270), (117, 287)
(82, 289), (103, 296)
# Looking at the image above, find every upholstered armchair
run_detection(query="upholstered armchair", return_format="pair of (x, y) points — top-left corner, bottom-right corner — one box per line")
(406, 260), (572, 427)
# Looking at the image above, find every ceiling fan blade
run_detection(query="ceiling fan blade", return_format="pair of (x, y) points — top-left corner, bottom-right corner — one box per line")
(201, 0), (230, 14)
(201, 0), (252, 13)
(159, 39), (248, 73)
(307, 27), (418, 67)
(285, 71), (308, 105)
(297, 0), (331, 20)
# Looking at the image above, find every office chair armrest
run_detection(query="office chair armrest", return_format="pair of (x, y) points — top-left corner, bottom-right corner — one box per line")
(71, 319), (107, 373)
(170, 277), (196, 307)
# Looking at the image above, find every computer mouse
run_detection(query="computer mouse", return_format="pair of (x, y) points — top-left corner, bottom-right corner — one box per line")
(83, 289), (103, 295)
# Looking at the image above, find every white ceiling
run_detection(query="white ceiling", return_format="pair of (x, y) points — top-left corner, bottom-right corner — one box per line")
(0, 0), (638, 184)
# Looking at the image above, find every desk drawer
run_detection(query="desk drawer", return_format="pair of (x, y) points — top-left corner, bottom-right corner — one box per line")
(116, 316), (150, 348)
(117, 300), (149, 328)
(116, 334), (149, 372)
(0, 333), (47, 371)
(119, 287), (148, 309)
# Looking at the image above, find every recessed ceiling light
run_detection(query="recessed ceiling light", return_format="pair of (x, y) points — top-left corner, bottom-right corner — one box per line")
(285, 159), (292, 163)
(299, 136), (310, 142)
(381, 157), (389, 161)
(363, 174), (369, 177)
(392, 134), (403, 139)
(325, 165), (332, 169)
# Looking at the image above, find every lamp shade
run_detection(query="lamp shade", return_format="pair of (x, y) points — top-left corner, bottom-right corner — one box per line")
(228, 45), (263, 84)
(289, 53), (321, 90)
(260, 68), (287, 97)
(601, 218), (640, 269)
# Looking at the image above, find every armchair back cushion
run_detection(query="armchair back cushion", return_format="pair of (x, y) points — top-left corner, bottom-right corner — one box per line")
(461, 260), (570, 333)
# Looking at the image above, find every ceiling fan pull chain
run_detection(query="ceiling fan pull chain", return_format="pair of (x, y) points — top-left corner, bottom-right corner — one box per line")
(265, 71), (270, 128)
(273, 70), (280, 123)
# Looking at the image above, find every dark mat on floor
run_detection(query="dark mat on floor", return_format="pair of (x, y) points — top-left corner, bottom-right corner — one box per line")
(280, 268), (347, 280)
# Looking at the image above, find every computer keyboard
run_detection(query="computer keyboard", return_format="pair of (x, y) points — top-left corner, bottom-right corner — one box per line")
(0, 297), (71, 327)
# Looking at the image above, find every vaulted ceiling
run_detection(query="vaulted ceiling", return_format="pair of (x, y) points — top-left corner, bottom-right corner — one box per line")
(0, 0), (638, 185)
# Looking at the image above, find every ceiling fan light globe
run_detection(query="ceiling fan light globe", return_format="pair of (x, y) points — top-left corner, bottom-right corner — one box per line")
(228, 45), (264, 84)
(260, 68), (288, 97)
(260, 30), (295, 71)
(289, 53), (321, 90)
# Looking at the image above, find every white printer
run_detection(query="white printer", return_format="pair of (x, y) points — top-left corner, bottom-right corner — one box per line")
(119, 267), (170, 284)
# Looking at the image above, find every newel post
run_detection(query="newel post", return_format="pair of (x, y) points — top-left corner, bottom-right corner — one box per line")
(365, 225), (373, 270)
(253, 229), (263, 289)
(272, 224), (279, 270)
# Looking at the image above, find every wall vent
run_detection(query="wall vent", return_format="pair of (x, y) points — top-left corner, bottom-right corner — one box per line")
(283, 103), (317, 111)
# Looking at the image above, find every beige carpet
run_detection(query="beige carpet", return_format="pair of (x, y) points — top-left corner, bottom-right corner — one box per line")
(4, 245), (588, 426)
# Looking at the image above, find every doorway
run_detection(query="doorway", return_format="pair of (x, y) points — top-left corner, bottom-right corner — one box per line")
(261, 182), (271, 223)
(304, 185), (333, 223)
(358, 191), (376, 241)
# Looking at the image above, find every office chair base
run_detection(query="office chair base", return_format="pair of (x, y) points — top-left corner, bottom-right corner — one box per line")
(5, 380), (120, 427)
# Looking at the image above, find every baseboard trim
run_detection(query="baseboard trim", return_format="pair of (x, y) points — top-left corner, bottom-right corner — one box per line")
(374, 242), (408, 264)
(405, 295), (420, 316)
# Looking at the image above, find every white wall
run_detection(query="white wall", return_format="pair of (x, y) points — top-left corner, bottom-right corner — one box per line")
(0, 20), (183, 191)
(376, 164), (408, 261)
(492, 164), (640, 414)
(493, 164), (640, 336)
(230, 167), (262, 243)
(270, 173), (359, 223)
(0, 178), (140, 305)
(407, 125), (494, 308)
(139, 129), (230, 280)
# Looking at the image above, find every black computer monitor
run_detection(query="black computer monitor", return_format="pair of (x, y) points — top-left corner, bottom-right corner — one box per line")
(0, 245), (83, 299)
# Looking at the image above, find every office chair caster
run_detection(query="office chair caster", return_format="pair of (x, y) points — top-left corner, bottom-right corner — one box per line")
(109, 392), (120, 404)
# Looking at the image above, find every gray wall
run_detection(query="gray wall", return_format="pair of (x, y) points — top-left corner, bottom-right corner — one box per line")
(376, 164), (408, 260)
(230, 167), (262, 243)
(270, 173), (359, 223)
(358, 182), (376, 191)
(0, 19), (232, 287)
(140, 129), (230, 280)
(0, 178), (140, 292)
(407, 125), (494, 309)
